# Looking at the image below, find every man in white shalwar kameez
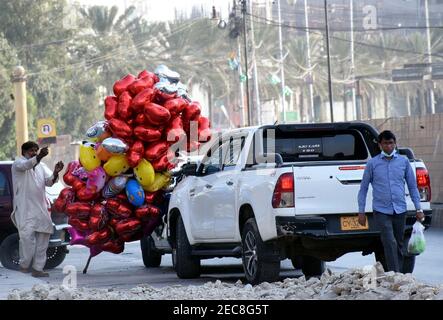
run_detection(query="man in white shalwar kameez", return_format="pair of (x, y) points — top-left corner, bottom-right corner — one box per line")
(11, 141), (64, 277)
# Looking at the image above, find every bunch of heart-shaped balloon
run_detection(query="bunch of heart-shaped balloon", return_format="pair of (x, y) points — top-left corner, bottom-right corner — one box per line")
(53, 65), (211, 257)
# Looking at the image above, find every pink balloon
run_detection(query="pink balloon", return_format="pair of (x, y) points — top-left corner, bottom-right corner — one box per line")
(86, 166), (107, 191)
(71, 161), (89, 180)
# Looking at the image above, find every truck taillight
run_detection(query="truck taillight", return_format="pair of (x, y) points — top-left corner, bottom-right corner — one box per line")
(416, 167), (431, 202)
(272, 173), (294, 208)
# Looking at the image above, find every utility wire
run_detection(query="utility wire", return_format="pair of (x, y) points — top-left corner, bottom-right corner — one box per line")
(245, 13), (443, 59)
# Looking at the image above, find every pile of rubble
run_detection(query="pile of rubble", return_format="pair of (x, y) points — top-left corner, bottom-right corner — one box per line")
(7, 263), (443, 300)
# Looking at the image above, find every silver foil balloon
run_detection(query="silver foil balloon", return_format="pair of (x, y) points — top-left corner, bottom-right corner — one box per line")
(154, 78), (178, 94)
(86, 121), (108, 139)
(154, 64), (180, 83)
(176, 82), (191, 101)
(102, 176), (129, 198)
(102, 137), (129, 154)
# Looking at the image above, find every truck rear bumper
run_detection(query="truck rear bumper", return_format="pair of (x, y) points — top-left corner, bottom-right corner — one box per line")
(276, 210), (432, 239)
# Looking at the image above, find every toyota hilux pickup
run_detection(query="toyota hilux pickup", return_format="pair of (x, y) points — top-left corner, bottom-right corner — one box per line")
(141, 122), (432, 284)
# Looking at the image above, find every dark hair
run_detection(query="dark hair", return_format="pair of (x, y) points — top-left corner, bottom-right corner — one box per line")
(378, 130), (396, 143)
(21, 141), (39, 155)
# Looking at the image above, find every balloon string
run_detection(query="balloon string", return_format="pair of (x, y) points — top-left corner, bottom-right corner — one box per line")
(83, 255), (93, 274)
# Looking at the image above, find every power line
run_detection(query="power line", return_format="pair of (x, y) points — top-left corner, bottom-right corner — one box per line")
(26, 19), (202, 77)
(245, 13), (443, 59)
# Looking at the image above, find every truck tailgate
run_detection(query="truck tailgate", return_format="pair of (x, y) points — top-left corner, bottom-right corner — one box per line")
(293, 163), (370, 215)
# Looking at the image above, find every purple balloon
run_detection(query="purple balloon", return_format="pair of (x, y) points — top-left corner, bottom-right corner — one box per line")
(68, 227), (103, 258)
(68, 227), (88, 246)
(89, 245), (103, 258)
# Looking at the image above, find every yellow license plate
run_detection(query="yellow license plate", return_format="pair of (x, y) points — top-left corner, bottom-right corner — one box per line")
(340, 216), (368, 231)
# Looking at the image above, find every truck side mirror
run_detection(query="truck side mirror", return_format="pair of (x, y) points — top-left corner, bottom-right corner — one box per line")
(182, 162), (198, 176)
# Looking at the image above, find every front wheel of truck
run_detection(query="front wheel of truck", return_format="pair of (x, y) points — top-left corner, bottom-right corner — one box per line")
(175, 216), (200, 278)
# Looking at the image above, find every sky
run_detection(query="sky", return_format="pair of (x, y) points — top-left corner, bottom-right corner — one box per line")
(74, 0), (232, 22)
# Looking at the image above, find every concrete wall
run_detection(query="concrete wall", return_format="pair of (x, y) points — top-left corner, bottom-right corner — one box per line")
(365, 114), (443, 228)
(365, 114), (443, 204)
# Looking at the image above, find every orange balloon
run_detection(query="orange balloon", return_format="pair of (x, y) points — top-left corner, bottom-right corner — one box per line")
(96, 144), (113, 162)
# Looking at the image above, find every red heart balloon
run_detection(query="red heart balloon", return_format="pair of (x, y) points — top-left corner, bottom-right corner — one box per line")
(128, 76), (155, 96)
(154, 89), (176, 104)
(66, 202), (91, 220)
(137, 70), (158, 82)
(133, 125), (162, 142)
(117, 91), (133, 120)
(144, 141), (168, 161)
(182, 101), (201, 121)
(144, 102), (171, 126)
(135, 205), (160, 220)
(151, 153), (175, 172)
(144, 191), (164, 205)
(104, 96), (119, 120)
(68, 217), (90, 231)
(115, 218), (142, 236)
(166, 116), (186, 143)
(113, 74), (136, 96)
(163, 98), (188, 117)
(106, 200), (133, 219)
(53, 187), (75, 213)
(198, 116), (212, 142)
(76, 186), (99, 202)
(101, 239), (124, 254)
(86, 227), (112, 246)
(134, 113), (148, 125)
(109, 118), (133, 140)
(127, 150), (143, 168)
(131, 88), (155, 114)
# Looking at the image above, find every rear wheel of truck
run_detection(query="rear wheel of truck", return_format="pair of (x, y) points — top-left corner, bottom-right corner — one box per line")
(0, 233), (20, 270)
(301, 255), (325, 278)
(0, 233), (66, 270)
(175, 216), (200, 278)
(140, 235), (162, 268)
(241, 218), (280, 285)
(44, 246), (67, 269)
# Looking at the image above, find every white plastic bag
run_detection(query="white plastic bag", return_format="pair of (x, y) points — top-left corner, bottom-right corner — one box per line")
(407, 221), (426, 254)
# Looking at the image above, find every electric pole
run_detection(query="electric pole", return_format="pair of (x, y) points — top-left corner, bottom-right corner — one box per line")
(350, 0), (357, 120)
(425, 0), (435, 114)
(277, 0), (286, 122)
(304, 0), (315, 123)
(241, 0), (252, 126)
(11, 66), (29, 156)
(324, 0), (334, 122)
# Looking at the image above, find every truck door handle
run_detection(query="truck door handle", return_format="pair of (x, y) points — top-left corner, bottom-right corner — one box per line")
(226, 180), (234, 186)
(205, 184), (213, 189)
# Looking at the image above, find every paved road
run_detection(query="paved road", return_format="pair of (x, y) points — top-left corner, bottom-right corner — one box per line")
(1, 228), (442, 299)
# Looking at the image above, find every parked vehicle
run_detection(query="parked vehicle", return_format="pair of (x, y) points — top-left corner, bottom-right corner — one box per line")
(0, 161), (70, 270)
(140, 122), (432, 284)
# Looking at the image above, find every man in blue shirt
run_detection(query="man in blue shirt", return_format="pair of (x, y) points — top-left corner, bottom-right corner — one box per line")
(358, 130), (424, 273)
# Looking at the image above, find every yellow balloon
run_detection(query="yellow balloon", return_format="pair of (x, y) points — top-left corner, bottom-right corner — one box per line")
(104, 154), (130, 177)
(143, 172), (171, 192)
(79, 142), (101, 171)
(134, 159), (155, 188)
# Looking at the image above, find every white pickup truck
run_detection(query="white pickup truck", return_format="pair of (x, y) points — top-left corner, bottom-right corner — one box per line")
(141, 122), (432, 284)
